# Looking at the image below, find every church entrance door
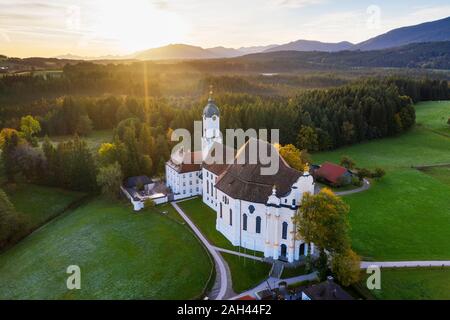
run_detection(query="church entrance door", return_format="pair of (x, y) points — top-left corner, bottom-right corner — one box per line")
(280, 244), (287, 260)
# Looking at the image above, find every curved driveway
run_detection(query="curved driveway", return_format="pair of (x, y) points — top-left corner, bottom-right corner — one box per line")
(334, 178), (370, 196)
(171, 202), (229, 300)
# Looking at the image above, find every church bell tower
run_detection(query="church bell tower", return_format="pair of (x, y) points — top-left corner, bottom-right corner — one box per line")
(202, 86), (222, 160)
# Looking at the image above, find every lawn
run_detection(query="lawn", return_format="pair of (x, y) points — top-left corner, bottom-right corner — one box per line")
(312, 101), (450, 261)
(0, 198), (213, 299)
(414, 100), (450, 136)
(221, 253), (271, 293)
(361, 267), (450, 300)
(4, 183), (85, 230)
(177, 197), (237, 251)
(38, 129), (113, 151)
(177, 197), (264, 257)
(419, 165), (450, 186)
(281, 264), (308, 279)
(343, 169), (450, 261)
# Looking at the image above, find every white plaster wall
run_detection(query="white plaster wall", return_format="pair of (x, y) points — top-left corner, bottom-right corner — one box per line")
(202, 168), (218, 210)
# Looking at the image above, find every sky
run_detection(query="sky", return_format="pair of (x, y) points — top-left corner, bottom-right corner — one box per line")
(1, 0), (450, 58)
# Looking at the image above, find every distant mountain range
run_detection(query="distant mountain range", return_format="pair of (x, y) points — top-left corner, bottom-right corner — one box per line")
(48, 15), (450, 61)
(55, 44), (278, 61)
(228, 41), (450, 71)
(354, 16), (450, 50)
(264, 40), (354, 53)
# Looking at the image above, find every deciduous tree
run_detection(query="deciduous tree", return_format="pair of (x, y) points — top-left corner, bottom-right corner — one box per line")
(278, 144), (305, 171)
(96, 162), (123, 200)
(296, 126), (319, 152)
(331, 249), (361, 286)
(20, 115), (41, 146)
(294, 188), (352, 276)
(340, 156), (356, 170)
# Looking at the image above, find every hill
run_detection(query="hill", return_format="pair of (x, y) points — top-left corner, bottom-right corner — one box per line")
(133, 43), (218, 60)
(354, 16), (450, 50)
(206, 46), (243, 58)
(227, 41), (450, 71)
(266, 40), (353, 52)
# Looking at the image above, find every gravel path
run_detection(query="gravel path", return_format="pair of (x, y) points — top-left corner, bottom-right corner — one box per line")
(172, 201), (233, 300)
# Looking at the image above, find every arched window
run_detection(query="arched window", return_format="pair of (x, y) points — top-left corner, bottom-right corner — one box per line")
(220, 203), (223, 218)
(255, 216), (261, 234)
(282, 222), (288, 240)
(229, 209), (233, 226)
(292, 199), (296, 206)
(243, 214), (248, 231)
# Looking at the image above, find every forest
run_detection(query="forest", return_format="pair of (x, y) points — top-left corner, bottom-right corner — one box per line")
(0, 61), (449, 193)
(0, 60), (449, 250)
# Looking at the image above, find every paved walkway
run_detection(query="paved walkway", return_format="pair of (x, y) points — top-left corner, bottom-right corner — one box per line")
(231, 272), (319, 300)
(172, 202), (233, 300)
(213, 246), (264, 262)
(361, 261), (450, 268)
(334, 178), (370, 196)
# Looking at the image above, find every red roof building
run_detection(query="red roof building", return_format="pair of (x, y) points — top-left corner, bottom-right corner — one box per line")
(314, 162), (352, 185)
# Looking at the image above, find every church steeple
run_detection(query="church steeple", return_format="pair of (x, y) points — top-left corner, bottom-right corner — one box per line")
(202, 85), (222, 160)
(203, 85), (220, 118)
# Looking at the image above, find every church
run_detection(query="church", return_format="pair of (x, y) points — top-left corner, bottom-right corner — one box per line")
(165, 94), (316, 263)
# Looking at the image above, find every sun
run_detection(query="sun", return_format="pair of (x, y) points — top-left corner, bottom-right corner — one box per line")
(90, 0), (190, 52)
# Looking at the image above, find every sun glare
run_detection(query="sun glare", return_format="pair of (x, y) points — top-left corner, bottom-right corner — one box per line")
(90, 0), (190, 52)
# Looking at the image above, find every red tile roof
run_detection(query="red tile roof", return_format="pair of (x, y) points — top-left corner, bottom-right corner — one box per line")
(236, 295), (257, 300)
(315, 162), (348, 184)
(167, 151), (202, 173)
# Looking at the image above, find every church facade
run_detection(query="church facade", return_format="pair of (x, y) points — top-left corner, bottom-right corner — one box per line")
(166, 96), (316, 263)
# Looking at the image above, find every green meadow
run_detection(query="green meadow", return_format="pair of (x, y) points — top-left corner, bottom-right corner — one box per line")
(0, 199), (212, 299)
(362, 267), (450, 300)
(313, 101), (450, 261)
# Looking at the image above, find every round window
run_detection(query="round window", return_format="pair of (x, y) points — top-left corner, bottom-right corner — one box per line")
(248, 205), (255, 214)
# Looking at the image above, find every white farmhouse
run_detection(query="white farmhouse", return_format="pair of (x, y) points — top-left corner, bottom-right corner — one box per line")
(166, 95), (316, 263)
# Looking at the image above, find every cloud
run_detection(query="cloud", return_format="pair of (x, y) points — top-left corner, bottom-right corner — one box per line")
(270, 0), (324, 8)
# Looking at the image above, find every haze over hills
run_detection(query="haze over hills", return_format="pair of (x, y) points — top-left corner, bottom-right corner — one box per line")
(35, 15), (450, 61)
(227, 41), (450, 71)
(133, 44), (217, 60)
(206, 46), (243, 58)
(55, 44), (279, 60)
(264, 40), (354, 52)
(354, 16), (450, 51)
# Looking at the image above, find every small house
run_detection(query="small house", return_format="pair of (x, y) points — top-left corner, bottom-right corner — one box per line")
(301, 276), (354, 300)
(314, 162), (353, 186)
(121, 176), (168, 211)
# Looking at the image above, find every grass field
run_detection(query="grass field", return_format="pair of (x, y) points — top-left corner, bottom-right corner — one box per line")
(221, 253), (271, 293)
(4, 183), (85, 230)
(362, 267), (450, 300)
(281, 264), (308, 279)
(177, 197), (235, 250)
(0, 198), (212, 299)
(419, 165), (450, 186)
(313, 101), (450, 261)
(38, 129), (113, 151)
(415, 100), (450, 136)
(177, 198), (264, 257)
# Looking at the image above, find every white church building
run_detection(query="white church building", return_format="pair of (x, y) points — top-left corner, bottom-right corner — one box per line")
(166, 95), (316, 263)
